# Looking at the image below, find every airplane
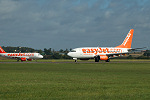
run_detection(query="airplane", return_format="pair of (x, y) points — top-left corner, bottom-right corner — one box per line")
(67, 29), (138, 62)
(0, 46), (43, 61)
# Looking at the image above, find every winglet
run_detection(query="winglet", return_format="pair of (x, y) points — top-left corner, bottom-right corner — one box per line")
(116, 29), (134, 48)
(0, 46), (6, 53)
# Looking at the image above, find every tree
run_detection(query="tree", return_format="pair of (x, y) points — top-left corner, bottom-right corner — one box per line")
(38, 49), (43, 54)
(44, 48), (51, 55)
(144, 50), (150, 57)
(59, 49), (64, 53)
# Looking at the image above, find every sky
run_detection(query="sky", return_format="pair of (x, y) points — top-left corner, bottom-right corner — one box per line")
(0, 0), (150, 50)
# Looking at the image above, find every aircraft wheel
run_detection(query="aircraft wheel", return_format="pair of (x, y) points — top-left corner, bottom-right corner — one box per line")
(95, 57), (99, 62)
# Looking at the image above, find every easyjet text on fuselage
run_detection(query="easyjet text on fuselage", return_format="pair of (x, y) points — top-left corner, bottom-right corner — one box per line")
(82, 48), (122, 55)
(7, 53), (34, 57)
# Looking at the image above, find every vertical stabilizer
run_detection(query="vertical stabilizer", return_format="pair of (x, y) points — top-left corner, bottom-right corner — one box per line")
(0, 46), (6, 53)
(116, 29), (134, 48)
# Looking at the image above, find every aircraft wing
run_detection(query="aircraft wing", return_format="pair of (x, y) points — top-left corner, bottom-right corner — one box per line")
(106, 52), (129, 58)
(128, 47), (147, 51)
(106, 47), (147, 58)
(106, 52), (128, 56)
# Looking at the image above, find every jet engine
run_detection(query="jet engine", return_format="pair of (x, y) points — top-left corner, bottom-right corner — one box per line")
(100, 55), (109, 60)
(95, 55), (110, 62)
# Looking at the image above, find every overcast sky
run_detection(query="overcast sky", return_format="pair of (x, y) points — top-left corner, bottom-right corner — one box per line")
(0, 0), (150, 50)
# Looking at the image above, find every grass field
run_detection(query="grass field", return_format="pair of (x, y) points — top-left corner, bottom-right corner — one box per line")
(0, 58), (150, 62)
(0, 62), (150, 99)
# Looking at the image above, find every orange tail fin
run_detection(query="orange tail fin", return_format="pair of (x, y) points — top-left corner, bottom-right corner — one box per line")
(0, 46), (6, 53)
(116, 29), (134, 48)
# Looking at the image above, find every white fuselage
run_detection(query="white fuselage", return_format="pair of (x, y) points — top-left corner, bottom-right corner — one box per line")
(67, 47), (129, 59)
(0, 53), (43, 59)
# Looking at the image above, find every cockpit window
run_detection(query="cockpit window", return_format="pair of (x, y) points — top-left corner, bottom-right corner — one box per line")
(71, 50), (76, 52)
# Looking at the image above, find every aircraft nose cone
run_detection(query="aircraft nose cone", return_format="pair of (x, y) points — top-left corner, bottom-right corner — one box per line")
(67, 52), (74, 57)
(40, 55), (43, 58)
(67, 52), (73, 57)
(67, 52), (70, 56)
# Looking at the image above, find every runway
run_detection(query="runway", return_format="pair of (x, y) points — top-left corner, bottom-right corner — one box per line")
(0, 60), (150, 64)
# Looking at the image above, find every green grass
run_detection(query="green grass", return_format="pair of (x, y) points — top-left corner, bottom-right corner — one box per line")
(0, 63), (150, 100)
(1, 58), (150, 62)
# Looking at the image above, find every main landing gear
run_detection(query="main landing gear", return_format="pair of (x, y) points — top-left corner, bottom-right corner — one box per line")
(17, 59), (19, 62)
(95, 55), (100, 62)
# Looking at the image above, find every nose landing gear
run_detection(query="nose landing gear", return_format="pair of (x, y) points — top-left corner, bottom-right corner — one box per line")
(73, 58), (77, 62)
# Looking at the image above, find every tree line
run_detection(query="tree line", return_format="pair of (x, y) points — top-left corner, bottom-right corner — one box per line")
(1, 46), (150, 59)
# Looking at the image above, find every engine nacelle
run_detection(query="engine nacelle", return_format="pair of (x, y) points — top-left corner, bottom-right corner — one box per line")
(99, 55), (108, 60)
(27, 59), (32, 61)
(21, 58), (27, 61)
